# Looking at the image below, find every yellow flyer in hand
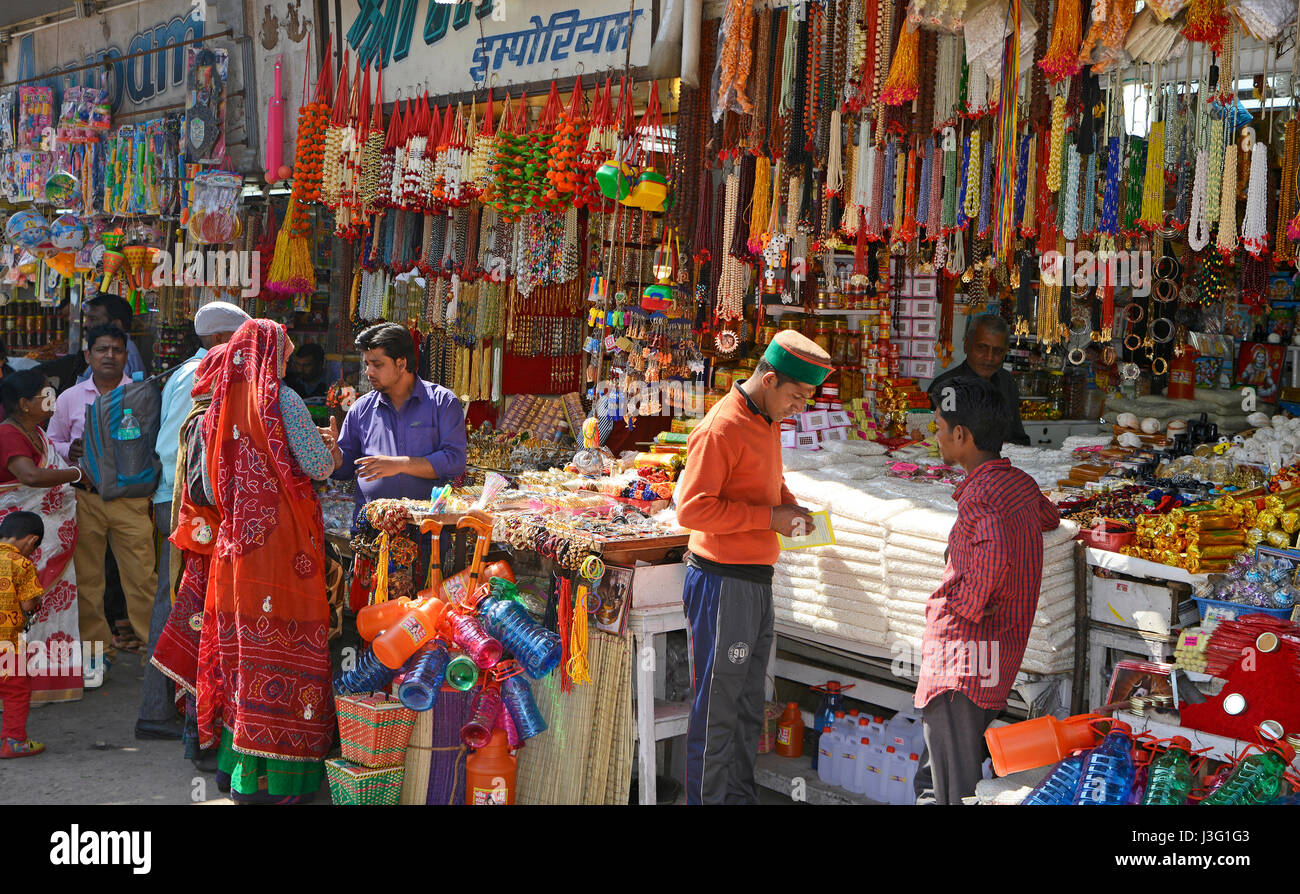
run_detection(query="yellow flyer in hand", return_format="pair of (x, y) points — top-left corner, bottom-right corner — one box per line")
(779, 511), (836, 550)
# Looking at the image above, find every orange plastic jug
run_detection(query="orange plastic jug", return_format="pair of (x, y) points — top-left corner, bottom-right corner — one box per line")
(775, 702), (804, 758)
(357, 597), (420, 642)
(438, 561), (516, 607)
(465, 728), (516, 805)
(985, 712), (1103, 776)
(372, 597), (447, 670)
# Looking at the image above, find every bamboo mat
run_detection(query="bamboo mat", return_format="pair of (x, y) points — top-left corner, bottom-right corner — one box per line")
(516, 631), (634, 805)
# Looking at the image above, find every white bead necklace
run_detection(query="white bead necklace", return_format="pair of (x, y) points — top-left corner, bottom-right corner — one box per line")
(1187, 148), (1211, 251)
(1241, 142), (1269, 257)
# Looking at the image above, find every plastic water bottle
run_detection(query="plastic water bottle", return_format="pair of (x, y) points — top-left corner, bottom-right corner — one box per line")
(1201, 740), (1296, 805)
(479, 596), (562, 679)
(445, 652), (479, 691)
(461, 683), (504, 749)
(499, 670), (547, 741)
(1021, 751), (1089, 805)
(115, 409), (141, 441)
(397, 643), (449, 711)
(817, 726), (838, 785)
(1071, 720), (1137, 805)
(333, 647), (398, 695)
(811, 682), (846, 771)
(445, 608), (503, 669)
(1140, 737), (1195, 805)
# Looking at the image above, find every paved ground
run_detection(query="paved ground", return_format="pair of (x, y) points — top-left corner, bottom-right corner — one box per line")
(0, 651), (238, 805)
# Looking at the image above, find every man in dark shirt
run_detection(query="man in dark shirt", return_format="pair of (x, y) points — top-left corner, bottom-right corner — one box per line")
(927, 314), (1030, 447)
(284, 341), (330, 399)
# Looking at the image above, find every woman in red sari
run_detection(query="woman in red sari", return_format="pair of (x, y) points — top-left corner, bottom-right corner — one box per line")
(195, 320), (340, 803)
(151, 343), (227, 767)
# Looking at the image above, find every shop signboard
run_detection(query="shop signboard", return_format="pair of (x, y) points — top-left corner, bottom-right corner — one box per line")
(331, 0), (654, 99)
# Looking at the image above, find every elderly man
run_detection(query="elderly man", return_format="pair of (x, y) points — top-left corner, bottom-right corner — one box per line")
(927, 315), (1030, 447)
(135, 301), (249, 740)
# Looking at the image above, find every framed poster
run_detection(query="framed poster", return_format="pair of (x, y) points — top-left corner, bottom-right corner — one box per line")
(1234, 342), (1285, 403)
(594, 564), (633, 635)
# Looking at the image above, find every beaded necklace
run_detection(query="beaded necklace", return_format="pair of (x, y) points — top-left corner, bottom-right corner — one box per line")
(927, 135), (944, 236)
(1123, 139), (1145, 235)
(882, 140), (898, 230)
(1014, 132), (1032, 231)
(1021, 132), (1038, 236)
(977, 139), (993, 237)
(942, 137), (959, 230)
(1279, 119), (1300, 260)
(1187, 148), (1212, 251)
(962, 129), (981, 223)
(1216, 146), (1238, 254)
(1047, 93), (1066, 193)
(1138, 121), (1166, 230)
(1206, 118), (1225, 222)
(895, 147), (915, 244)
(1241, 142), (1269, 258)
(917, 141), (933, 236)
(1081, 150), (1097, 234)
(1063, 144), (1081, 241)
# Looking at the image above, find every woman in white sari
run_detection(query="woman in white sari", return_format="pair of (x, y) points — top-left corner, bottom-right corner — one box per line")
(0, 370), (83, 702)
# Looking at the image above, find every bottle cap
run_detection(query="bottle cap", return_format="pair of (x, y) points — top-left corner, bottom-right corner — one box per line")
(873, 715), (884, 722)
(859, 717), (869, 725)
(861, 737), (870, 745)
(823, 726), (834, 734)
(835, 711), (845, 718)
(886, 746), (895, 753)
(909, 753), (919, 761)
(849, 709), (860, 716)
(786, 701), (799, 710)
(1108, 719), (1133, 735)
(1170, 736), (1192, 751)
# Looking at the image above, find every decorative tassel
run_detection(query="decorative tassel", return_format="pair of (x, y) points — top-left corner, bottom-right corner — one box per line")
(567, 582), (591, 685)
(881, 22), (921, 105)
(1040, 0), (1083, 83)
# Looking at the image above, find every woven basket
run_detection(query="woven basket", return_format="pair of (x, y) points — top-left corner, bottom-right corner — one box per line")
(326, 758), (406, 806)
(337, 692), (418, 768)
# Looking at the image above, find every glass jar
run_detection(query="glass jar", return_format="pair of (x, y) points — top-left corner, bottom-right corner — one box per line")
(813, 321), (833, 355)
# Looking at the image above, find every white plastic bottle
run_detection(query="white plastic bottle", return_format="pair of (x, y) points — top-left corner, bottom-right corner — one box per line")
(884, 746), (911, 805)
(838, 728), (861, 791)
(862, 739), (887, 802)
(847, 736), (873, 795)
(817, 726), (839, 786)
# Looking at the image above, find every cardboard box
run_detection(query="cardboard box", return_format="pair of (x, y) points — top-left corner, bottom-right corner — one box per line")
(780, 429), (797, 448)
(912, 319), (938, 338)
(1090, 573), (1198, 637)
(795, 431), (820, 449)
(895, 319), (914, 338)
(820, 426), (849, 443)
(910, 276), (938, 298)
(907, 358), (936, 378)
(828, 409), (851, 427)
(911, 298), (938, 319)
(800, 409), (830, 431)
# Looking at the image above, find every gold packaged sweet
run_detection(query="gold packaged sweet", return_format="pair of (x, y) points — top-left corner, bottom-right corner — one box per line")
(1282, 511), (1300, 534)
(1265, 496), (1285, 516)
(1267, 531), (1292, 549)
(1246, 527), (1267, 547)
(1188, 511), (1235, 531)
(1257, 511), (1280, 531)
(1214, 495), (1238, 512)
(1199, 545), (1243, 560)
(1168, 508), (1187, 526)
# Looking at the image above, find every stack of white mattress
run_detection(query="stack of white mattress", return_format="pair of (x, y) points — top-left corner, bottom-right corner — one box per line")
(773, 462), (1080, 676)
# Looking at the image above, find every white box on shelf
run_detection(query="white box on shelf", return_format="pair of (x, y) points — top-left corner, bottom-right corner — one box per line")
(894, 339), (913, 358)
(911, 298), (938, 319)
(912, 319), (938, 338)
(828, 410), (851, 427)
(911, 337), (937, 358)
(780, 429), (797, 448)
(800, 409), (830, 431)
(910, 276), (937, 298)
(907, 359), (936, 378)
(820, 426), (849, 443)
(795, 431), (821, 449)
(894, 319), (914, 338)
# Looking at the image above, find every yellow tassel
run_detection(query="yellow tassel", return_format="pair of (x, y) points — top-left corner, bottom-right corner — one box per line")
(371, 532), (391, 605)
(567, 583), (591, 684)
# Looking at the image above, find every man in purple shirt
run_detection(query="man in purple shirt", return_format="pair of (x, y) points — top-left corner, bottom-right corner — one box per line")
(327, 323), (467, 521)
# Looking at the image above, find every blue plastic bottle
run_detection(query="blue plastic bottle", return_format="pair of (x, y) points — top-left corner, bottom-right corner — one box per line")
(479, 595), (562, 679)
(1071, 720), (1137, 805)
(1022, 751), (1089, 805)
(397, 642), (450, 711)
(811, 681), (845, 771)
(333, 646), (398, 695)
(500, 671), (547, 740)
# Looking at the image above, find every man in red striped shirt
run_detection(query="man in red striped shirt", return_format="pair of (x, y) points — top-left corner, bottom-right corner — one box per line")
(914, 377), (1060, 804)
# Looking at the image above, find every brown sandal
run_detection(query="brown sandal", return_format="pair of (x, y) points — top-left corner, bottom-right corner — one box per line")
(112, 619), (145, 654)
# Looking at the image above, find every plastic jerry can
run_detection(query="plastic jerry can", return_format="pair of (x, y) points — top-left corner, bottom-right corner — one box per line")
(886, 711), (924, 754)
(356, 596), (417, 641)
(465, 728), (516, 805)
(862, 739), (887, 802)
(883, 746), (911, 805)
(775, 702), (804, 758)
(838, 731), (861, 791)
(867, 715), (887, 742)
(817, 726), (839, 786)
(846, 737), (872, 795)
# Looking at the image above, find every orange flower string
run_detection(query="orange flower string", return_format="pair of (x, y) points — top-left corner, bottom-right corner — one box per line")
(1040, 0), (1083, 83)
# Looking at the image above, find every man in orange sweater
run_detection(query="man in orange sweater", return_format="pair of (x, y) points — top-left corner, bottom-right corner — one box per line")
(675, 330), (832, 804)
